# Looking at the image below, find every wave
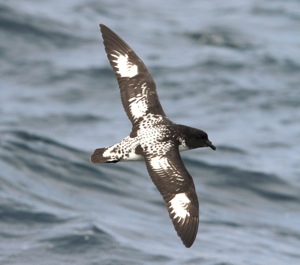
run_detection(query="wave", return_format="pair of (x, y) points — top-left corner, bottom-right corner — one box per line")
(184, 156), (300, 204)
(2, 128), (299, 221)
(0, 4), (89, 48)
(1, 128), (299, 265)
(185, 26), (253, 50)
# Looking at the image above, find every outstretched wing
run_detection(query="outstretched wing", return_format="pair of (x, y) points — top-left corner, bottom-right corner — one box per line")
(100, 24), (166, 125)
(142, 143), (199, 248)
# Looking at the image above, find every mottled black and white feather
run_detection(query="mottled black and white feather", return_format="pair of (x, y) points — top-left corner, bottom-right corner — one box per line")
(92, 24), (216, 248)
(143, 144), (199, 248)
(100, 24), (166, 125)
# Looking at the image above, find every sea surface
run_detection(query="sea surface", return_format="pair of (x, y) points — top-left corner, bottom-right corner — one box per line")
(1, 1), (300, 264)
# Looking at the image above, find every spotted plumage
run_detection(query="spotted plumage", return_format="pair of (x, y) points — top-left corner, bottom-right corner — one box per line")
(91, 24), (216, 248)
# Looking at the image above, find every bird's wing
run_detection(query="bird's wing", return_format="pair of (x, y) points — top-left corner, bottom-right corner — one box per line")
(100, 24), (166, 125)
(142, 143), (199, 248)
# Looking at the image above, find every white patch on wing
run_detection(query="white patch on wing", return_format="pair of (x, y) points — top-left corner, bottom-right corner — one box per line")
(149, 156), (170, 171)
(128, 83), (149, 119)
(129, 97), (148, 119)
(111, 51), (138, 78)
(169, 193), (190, 221)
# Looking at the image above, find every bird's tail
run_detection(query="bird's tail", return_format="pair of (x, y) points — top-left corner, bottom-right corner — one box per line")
(91, 148), (118, 163)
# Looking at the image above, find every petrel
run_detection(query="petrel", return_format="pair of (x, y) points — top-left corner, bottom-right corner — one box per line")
(91, 24), (216, 248)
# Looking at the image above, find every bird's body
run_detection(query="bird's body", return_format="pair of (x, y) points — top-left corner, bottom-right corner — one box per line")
(91, 24), (215, 248)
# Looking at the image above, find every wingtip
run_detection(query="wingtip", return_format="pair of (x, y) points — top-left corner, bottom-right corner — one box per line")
(179, 217), (199, 248)
(166, 195), (199, 248)
(99, 23), (105, 31)
(184, 241), (193, 248)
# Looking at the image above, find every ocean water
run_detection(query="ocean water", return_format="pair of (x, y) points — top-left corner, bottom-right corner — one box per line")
(1, 1), (300, 264)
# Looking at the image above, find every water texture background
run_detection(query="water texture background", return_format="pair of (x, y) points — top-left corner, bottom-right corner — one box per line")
(1, 1), (300, 264)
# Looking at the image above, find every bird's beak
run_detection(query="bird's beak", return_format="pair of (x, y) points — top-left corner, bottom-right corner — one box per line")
(207, 140), (216, 150)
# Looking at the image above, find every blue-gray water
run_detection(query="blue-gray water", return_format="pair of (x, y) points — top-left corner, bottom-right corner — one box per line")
(1, 1), (300, 264)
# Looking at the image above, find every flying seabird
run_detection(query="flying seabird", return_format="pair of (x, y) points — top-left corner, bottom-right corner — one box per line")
(91, 24), (216, 248)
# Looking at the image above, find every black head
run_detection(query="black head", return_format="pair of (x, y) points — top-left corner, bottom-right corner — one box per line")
(181, 126), (216, 151)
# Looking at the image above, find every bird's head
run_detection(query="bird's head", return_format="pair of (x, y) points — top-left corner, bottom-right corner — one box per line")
(182, 126), (216, 151)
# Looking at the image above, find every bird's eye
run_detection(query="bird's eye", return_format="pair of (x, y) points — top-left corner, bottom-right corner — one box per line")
(198, 132), (208, 139)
